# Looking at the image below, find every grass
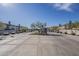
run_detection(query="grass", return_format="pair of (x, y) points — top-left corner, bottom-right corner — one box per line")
(31, 32), (47, 35)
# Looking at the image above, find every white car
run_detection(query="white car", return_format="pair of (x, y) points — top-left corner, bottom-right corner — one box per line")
(3, 30), (10, 35)
(10, 30), (16, 34)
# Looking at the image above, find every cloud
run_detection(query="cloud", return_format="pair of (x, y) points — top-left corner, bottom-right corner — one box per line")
(53, 3), (73, 12)
(0, 3), (14, 8)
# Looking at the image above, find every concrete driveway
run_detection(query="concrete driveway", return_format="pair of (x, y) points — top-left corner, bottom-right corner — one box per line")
(0, 32), (79, 56)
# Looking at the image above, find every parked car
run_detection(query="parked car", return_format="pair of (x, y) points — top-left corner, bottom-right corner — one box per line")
(3, 30), (10, 35)
(0, 28), (16, 35)
(10, 29), (16, 34)
(3, 28), (16, 35)
(0, 30), (3, 35)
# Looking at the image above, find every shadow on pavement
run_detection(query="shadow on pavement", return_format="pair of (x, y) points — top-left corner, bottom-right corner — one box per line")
(30, 33), (62, 36)
(46, 34), (62, 36)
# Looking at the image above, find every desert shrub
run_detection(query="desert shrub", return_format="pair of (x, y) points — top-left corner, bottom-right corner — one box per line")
(60, 32), (62, 33)
(21, 29), (27, 32)
(71, 32), (76, 35)
(64, 32), (68, 34)
(57, 31), (59, 33)
(56, 31), (59, 33)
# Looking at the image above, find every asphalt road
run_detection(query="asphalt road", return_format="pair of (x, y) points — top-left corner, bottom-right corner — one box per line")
(0, 32), (79, 56)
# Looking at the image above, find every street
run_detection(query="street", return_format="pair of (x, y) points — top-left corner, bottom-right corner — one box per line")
(0, 32), (79, 56)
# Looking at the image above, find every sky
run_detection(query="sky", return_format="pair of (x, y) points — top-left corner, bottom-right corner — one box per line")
(0, 3), (79, 28)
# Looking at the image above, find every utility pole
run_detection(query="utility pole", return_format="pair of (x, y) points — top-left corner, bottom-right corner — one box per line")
(18, 24), (21, 33)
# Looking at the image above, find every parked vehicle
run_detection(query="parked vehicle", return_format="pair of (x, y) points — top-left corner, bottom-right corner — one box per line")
(3, 30), (10, 35)
(10, 29), (16, 34)
(0, 30), (3, 35)
(0, 29), (16, 35)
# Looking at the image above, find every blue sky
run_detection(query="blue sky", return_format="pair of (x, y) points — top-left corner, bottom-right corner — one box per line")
(0, 3), (79, 27)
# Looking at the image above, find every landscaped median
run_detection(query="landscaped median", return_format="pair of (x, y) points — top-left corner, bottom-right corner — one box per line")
(59, 29), (79, 36)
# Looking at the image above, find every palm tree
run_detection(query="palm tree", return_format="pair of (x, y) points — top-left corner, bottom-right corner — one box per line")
(59, 24), (62, 27)
(68, 20), (73, 29)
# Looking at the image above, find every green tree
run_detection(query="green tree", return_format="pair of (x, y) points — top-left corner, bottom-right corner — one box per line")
(31, 21), (47, 34)
(31, 23), (36, 31)
(0, 22), (5, 30)
(71, 21), (79, 30)
(64, 24), (67, 29)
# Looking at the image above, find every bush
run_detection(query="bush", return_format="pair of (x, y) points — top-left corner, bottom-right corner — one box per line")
(21, 29), (27, 32)
(57, 31), (59, 33)
(64, 32), (67, 34)
(71, 32), (76, 35)
(60, 32), (62, 33)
